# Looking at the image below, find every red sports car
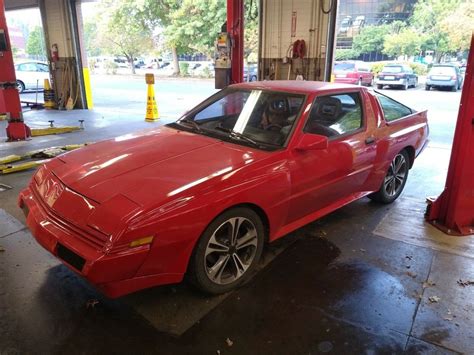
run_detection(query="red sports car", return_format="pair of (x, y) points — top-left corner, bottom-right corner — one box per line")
(19, 81), (429, 297)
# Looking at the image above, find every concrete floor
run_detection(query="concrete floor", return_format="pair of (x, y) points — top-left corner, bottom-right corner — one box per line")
(1, 85), (473, 354)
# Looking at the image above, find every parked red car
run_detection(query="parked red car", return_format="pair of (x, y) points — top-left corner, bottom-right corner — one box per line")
(333, 61), (374, 86)
(19, 81), (428, 297)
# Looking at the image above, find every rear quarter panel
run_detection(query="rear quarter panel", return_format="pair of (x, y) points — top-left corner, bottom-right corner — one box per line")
(366, 91), (429, 191)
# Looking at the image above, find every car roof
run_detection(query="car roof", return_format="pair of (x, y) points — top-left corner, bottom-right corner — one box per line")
(230, 80), (364, 94)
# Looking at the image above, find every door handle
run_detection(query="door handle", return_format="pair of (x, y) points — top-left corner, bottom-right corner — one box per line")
(365, 137), (376, 145)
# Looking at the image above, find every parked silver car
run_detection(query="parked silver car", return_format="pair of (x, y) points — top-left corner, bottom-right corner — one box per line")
(426, 64), (463, 91)
(15, 61), (50, 93)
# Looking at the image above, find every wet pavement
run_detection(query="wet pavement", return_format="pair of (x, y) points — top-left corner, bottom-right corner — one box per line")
(1, 84), (473, 354)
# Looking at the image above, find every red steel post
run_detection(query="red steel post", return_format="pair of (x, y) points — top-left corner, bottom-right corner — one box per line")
(0, 0), (30, 140)
(426, 34), (474, 236)
(227, 0), (244, 84)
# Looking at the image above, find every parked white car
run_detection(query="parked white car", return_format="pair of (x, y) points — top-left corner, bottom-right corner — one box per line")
(15, 61), (50, 93)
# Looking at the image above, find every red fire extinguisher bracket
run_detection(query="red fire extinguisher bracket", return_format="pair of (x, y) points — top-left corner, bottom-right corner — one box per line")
(426, 34), (474, 236)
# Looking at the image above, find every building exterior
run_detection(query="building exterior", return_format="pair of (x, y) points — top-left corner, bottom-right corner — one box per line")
(336, 0), (416, 49)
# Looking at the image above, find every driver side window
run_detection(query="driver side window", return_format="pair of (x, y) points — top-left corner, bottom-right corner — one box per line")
(304, 92), (363, 138)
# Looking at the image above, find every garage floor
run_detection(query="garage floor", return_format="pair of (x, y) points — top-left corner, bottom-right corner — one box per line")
(1, 106), (473, 354)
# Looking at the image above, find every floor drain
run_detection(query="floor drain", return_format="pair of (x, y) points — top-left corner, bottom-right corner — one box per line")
(0, 183), (12, 192)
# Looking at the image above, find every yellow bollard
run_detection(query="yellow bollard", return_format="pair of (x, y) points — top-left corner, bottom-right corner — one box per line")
(43, 79), (55, 109)
(145, 73), (159, 122)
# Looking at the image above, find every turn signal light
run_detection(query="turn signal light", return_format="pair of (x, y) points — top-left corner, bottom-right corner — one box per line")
(129, 236), (154, 248)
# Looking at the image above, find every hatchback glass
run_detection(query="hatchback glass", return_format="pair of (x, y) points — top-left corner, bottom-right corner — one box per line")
(429, 66), (456, 76)
(382, 66), (403, 73)
(334, 63), (355, 71)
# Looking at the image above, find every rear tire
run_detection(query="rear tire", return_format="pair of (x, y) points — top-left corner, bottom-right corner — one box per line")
(188, 207), (265, 294)
(425, 85), (431, 91)
(369, 150), (410, 204)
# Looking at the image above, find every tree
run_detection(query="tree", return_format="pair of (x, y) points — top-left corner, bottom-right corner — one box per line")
(334, 48), (360, 60)
(441, 1), (474, 52)
(83, 21), (101, 57)
(26, 26), (45, 58)
(383, 28), (424, 58)
(96, 0), (154, 74)
(244, 0), (259, 63)
(411, 0), (461, 62)
(352, 25), (390, 55)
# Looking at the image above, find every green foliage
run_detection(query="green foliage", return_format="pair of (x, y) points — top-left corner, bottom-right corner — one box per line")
(103, 60), (118, 74)
(440, 2), (474, 52)
(164, 0), (226, 57)
(179, 62), (189, 76)
(370, 62), (385, 76)
(370, 61), (427, 76)
(411, 0), (462, 61)
(335, 48), (360, 61)
(83, 21), (101, 57)
(383, 28), (424, 57)
(26, 26), (45, 57)
(408, 62), (427, 75)
(353, 25), (390, 54)
(96, 0), (154, 73)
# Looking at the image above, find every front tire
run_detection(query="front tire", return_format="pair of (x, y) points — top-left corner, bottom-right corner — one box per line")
(16, 80), (25, 93)
(189, 207), (265, 294)
(377, 84), (383, 90)
(425, 85), (431, 91)
(369, 150), (410, 204)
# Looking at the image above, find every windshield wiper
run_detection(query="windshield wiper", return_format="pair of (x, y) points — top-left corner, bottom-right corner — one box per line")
(178, 118), (202, 132)
(214, 126), (260, 146)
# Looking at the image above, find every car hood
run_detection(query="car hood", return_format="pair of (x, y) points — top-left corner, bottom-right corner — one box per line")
(51, 126), (265, 207)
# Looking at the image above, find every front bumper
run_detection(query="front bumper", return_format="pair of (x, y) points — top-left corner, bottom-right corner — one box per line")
(19, 186), (154, 297)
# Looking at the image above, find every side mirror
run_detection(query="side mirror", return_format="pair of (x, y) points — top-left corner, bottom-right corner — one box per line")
(295, 133), (328, 151)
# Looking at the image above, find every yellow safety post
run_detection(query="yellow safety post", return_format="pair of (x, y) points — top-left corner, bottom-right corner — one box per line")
(330, 74), (335, 83)
(43, 79), (55, 109)
(145, 73), (159, 122)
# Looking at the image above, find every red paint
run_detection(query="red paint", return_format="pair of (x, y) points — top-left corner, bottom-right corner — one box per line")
(426, 34), (474, 236)
(227, 0), (244, 84)
(0, 0), (29, 139)
(19, 82), (429, 297)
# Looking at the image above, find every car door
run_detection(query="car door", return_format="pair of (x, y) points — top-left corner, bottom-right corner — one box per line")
(286, 90), (378, 224)
(34, 63), (49, 89)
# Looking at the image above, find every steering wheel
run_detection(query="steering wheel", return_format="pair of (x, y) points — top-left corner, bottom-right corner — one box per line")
(265, 123), (283, 131)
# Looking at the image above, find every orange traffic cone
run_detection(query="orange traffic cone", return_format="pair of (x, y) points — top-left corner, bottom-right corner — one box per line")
(145, 84), (159, 122)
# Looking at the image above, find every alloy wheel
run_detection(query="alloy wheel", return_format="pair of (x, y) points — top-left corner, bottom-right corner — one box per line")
(204, 217), (258, 285)
(384, 153), (408, 197)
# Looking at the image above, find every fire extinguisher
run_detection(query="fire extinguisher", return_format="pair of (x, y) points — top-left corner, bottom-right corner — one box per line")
(51, 43), (59, 62)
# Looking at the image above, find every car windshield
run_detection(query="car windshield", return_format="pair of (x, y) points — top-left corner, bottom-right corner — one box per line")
(335, 63), (355, 71)
(169, 88), (306, 150)
(430, 66), (456, 75)
(382, 66), (403, 73)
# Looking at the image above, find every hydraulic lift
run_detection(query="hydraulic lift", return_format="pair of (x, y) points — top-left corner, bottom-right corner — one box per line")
(426, 34), (474, 236)
(0, 0), (30, 141)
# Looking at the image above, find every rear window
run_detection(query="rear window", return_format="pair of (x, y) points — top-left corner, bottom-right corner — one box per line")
(382, 66), (403, 73)
(335, 63), (355, 71)
(429, 66), (456, 75)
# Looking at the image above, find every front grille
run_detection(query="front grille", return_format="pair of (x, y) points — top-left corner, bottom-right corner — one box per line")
(32, 185), (108, 250)
(57, 243), (86, 271)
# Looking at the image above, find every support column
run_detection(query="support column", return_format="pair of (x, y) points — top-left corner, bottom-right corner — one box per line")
(426, 34), (474, 236)
(0, 0), (30, 140)
(227, 0), (244, 84)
